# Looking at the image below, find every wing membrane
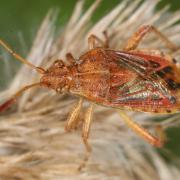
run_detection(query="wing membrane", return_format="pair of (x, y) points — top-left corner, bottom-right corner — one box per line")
(104, 50), (179, 113)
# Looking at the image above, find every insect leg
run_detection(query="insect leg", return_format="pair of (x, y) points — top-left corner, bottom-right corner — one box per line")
(66, 53), (76, 66)
(103, 30), (109, 48)
(82, 103), (94, 152)
(118, 110), (164, 147)
(124, 25), (178, 51)
(88, 31), (109, 49)
(155, 125), (167, 144)
(78, 103), (94, 171)
(65, 98), (83, 132)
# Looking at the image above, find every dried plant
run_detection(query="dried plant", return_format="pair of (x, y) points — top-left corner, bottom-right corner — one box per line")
(0, 0), (180, 179)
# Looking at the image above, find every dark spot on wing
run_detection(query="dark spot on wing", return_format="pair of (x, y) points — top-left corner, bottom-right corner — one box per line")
(156, 66), (173, 78)
(156, 70), (165, 78)
(166, 78), (180, 90)
(163, 66), (173, 74)
(169, 96), (176, 104)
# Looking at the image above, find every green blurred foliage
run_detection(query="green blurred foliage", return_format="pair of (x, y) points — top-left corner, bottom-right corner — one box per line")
(0, 0), (76, 86)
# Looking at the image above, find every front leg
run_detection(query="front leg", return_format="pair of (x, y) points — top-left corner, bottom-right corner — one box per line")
(65, 98), (83, 132)
(124, 25), (178, 51)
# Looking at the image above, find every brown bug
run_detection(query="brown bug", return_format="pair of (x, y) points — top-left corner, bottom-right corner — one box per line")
(0, 25), (180, 168)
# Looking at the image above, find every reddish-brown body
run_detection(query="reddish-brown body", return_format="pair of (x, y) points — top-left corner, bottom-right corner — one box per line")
(41, 47), (180, 114)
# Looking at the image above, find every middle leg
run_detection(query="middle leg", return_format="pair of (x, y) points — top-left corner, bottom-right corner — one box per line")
(78, 103), (94, 170)
(82, 103), (94, 152)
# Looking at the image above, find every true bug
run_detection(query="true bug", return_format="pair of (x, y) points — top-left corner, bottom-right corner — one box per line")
(0, 25), (180, 168)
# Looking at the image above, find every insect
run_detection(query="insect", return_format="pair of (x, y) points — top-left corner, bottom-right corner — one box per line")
(0, 25), (180, 168)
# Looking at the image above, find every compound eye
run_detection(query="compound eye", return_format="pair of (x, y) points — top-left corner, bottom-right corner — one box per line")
(54, 60), (64, 68)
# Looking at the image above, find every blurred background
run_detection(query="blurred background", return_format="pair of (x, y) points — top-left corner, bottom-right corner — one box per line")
(0, 0), (180, 165)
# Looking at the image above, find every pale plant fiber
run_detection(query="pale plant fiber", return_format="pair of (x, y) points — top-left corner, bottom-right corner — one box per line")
(0, 0), (180, 179)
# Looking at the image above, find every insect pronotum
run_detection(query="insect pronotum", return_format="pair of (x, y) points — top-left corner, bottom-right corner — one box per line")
(0, 25), (180, 169)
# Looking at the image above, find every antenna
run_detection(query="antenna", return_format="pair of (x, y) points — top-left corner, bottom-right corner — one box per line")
(0, 39), (46, 74)
(0, 82), (41, 112)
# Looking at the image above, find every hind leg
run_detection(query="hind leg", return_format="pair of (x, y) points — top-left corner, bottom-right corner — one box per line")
(118, 110), (165, 147)
(124, 25), (179, 51)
